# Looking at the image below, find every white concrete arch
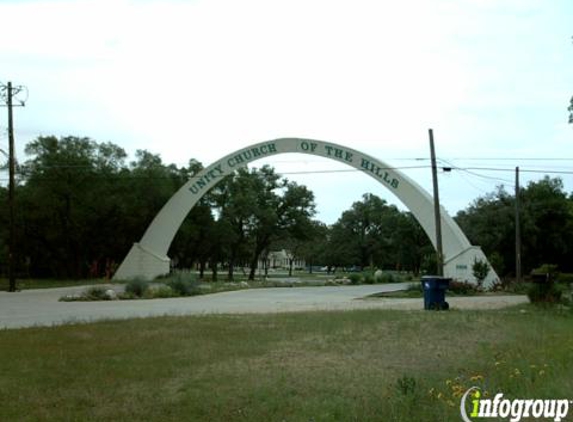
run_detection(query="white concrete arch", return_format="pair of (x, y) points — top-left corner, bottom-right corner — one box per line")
(114, 138), (498, 284)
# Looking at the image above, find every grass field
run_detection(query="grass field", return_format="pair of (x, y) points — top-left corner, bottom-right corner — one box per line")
(1, 306), (572, 421)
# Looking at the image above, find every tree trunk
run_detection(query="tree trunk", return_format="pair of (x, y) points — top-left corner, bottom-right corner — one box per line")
(248, 256), (257, 280)
(248, 235), (270, 281)
(228, 260), (234, 281)
(210, 258), (218, 282)
(248, 246), (266, 281)
(199, 259), (206, 280)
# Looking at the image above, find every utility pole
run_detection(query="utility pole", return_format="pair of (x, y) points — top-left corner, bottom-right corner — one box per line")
(515, 166), (522, 283)
(429, 129), (444, 276)
(1, 81), (26, 292)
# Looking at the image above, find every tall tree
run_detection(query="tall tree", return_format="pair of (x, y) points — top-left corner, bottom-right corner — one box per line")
(212, 168), (259, 281)
(19, 136), (128, 277)
(393, 212), (433, 275)
(456, 177), (573, 275)
(245, 174), (315, 280)
(327, 194), (402, 269)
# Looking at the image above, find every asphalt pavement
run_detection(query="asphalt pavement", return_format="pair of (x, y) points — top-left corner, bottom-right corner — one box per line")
(0, 283), (528, 329)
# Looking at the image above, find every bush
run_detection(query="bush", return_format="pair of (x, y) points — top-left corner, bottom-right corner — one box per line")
(59, 287), (114, 302)
(447, 280), (478, 296)
(348, 274), (361, 285)
(501, 281), (532, 295)
(153, 285), (175, 298)
(557, 273), (573, 284)
(379, 272), (396, 283)
(528, 264), (566, 305)
(168, 274), (201, 296)
(125, 278), (150, 298)
(527, 282), (563, 305)
(363, 273), (375, 284)
(472, 258), (490, 290)
(85, 287), (110, 300)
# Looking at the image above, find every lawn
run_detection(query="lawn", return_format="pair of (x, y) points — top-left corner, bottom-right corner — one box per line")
(0, 306), (572, 421)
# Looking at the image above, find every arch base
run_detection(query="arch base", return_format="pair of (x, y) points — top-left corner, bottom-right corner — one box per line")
(112, 243), (169, 281)
(444, 246), (499, 288)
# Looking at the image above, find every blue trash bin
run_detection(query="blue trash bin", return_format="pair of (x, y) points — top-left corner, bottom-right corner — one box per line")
(421, 276), (450, 310)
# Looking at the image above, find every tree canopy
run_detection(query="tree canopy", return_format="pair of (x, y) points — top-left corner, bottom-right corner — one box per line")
(455, 177), (573, 275)
(2, 135), (573, 282)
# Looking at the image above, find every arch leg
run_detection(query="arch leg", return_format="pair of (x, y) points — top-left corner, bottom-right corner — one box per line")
(113, 243), (170, 281)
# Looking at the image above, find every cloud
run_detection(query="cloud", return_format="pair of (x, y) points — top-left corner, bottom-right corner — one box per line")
(2, 0), (573, 220)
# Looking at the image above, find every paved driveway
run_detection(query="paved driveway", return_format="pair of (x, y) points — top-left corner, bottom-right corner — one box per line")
(0, 283), (528, 329)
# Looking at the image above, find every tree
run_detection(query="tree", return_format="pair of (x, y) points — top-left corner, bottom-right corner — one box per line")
(245, 176), (315, 280)
(168, 160), (216, 279)
(19, 136), (129, 277)
(456, 177), (573, 276)
(393, 212), (433, 275)
(569, 96), (573, 124)
(455, 187), (516, 276)
(10, 135), (211, 279)
(326, 194), (410, 270)
(295, 221), (329, 273)
(211, 168), (259, 281)
(520, 177), (573, 271)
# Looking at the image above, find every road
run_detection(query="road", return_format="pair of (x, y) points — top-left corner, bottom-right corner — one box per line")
(0, 283), (528, 329)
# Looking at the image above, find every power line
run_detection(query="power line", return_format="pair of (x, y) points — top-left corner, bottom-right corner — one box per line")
(443, 157), (573, 161)
(463, 167), (573, 175)
(3, 163), (573, 183)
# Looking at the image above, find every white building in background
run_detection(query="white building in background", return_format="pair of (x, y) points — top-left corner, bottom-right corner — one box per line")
(258, 249), (305, 271)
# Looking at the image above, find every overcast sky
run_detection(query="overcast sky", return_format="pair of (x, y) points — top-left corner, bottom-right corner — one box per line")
(1, 0), (572, 224)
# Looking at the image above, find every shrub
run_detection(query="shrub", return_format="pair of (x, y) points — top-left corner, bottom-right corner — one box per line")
(379, 272), (395, 283)
(447, 280), (478, 296)
(348, 274), (361, 285)
(168, 274), (201, 296)
(557, 273), (573, 284)
(125, 278), (150, 298)
(527, 282), (563, 305)
(528, 264), (565, 305)
(141, 285), (175, 299)
(501, 281), (532, 295)
(59, 287), (113, 302)
(363, 273), (375, 284)
(152, 285), (175, 298)
(85, 287), (110, 300)
(472, 258), (490, 290)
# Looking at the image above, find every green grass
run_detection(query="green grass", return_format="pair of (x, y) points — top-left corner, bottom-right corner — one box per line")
(0, 306), (572, 421)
